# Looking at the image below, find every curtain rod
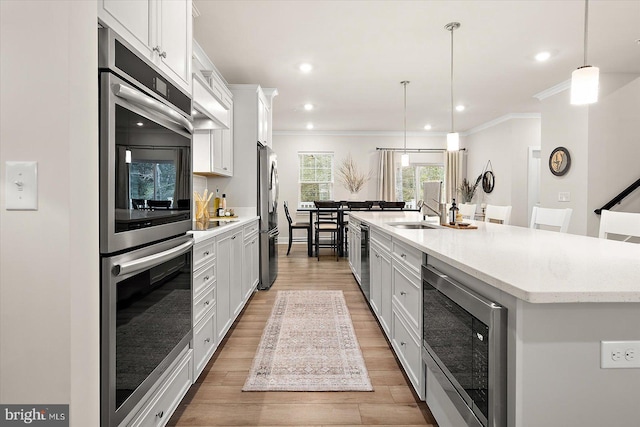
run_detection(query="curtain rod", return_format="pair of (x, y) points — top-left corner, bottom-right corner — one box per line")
(376, 147), (466, 152)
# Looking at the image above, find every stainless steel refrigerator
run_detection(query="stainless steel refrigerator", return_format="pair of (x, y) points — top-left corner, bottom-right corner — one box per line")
(257, 143), (279, 289)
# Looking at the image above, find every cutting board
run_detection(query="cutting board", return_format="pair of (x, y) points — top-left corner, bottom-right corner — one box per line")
(442, 223), (478, 230)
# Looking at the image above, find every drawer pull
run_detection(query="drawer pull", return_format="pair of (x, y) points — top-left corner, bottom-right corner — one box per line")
(400, 341), (406, 346)
(204, 300), (210, 306)
(400, 291), (407, 296)
(203, 251), (210, 256)
(156, 410), (164, 419)
(400, 253), (407, 258)
(204, 337), (211, 343)
(203, 275), (210, 281)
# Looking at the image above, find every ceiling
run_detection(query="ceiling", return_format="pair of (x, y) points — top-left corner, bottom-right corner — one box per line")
(193, 0), (640, 134)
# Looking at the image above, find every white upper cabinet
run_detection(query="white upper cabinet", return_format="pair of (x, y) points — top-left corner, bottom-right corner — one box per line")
(98, 0), (193, 94)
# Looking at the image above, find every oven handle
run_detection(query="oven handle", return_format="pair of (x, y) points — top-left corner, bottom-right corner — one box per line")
(113, 240), (193, 277)
(111, 82), (194, 134)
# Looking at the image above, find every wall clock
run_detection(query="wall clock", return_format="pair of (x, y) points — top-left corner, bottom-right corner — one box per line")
(549, 147), (571, 176)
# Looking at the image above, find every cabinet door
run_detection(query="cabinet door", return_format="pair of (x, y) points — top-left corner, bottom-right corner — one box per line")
(216, 234), (231, 342)
(229, 230), (244, 317)
(370, 244), (382, 316)
(193, 131), (213, 173)
(242, 234), (259, 301)
(257, 96), (266, 144)
(99, 0), (152, 58)
(222, 126), (233, 175)
(212, 130), (232, 176)
(379, 248), (392, 337)
(157, 0), (192, 92)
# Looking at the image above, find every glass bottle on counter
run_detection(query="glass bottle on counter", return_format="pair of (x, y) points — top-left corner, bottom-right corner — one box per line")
(449, 199), (459, 225)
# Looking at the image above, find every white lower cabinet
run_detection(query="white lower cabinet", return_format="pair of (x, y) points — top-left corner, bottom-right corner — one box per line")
(391, 308), (423, 398)
(242, 224), (259, 301)
(370, 240), (392, 336)
(193, 307), (216, 380)
(128, 347), (193, 427)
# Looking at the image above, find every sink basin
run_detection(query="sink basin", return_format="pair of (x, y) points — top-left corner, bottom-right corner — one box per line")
(387, 222), (438, 230)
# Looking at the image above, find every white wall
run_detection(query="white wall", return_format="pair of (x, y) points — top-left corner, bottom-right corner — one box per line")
(0, 1), (99, 425)
(540, 73), (640, 236)
(464, 118), (542, 227)
(272, 132), (445, 241)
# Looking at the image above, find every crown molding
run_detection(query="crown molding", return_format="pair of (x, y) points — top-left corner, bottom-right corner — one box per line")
(273, 130), (449, 137)
(464, 113), (541, 136)
(533, 79), (571, 100)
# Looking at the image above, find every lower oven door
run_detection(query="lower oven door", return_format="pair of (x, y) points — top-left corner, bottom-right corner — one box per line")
(101, 235), (193, 426)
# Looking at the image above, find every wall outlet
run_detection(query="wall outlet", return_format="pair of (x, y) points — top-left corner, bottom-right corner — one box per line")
(558, 191), (570, 202)
(601, 341), (640, 368)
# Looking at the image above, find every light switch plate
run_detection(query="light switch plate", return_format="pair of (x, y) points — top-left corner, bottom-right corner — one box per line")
(5, 161), (38, 210)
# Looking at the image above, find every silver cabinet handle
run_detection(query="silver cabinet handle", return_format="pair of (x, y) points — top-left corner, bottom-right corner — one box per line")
(113, 240), (193, 276)
(153, 46), (167, 58)
(111, 82), (193, 133)
(204, 300), (210, 306)
(156, 411), (164, 419)
(400, 253), (407, 258)
(205, 338), (211, 343)
(400, 291), (407, 296)
(203, 275), (210, 281)
(232, 235), (236, 240)
(203, 251), (210, 256)
(400, 341), (406, 346)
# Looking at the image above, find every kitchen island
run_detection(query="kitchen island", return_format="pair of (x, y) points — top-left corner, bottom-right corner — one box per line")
(349, 211), (640, 427)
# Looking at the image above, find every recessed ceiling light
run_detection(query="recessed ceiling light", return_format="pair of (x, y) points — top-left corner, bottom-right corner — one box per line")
(535, 51), (551, 62)
(424, 124), (432, 130)
(455, 105), (465, 112)
(299, 63), (313, 73)
(306, 123), (314, 130)
(136, 122), (144, 126)
(304, 103), (314, 111)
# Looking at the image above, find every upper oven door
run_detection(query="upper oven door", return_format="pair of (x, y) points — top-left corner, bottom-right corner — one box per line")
(100, 71), (193, 254)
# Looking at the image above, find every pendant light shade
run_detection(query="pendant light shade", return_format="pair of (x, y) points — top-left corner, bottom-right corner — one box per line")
(447, 132), (460, 152)
(401, 80), (410, 166)
(445, 22), (460, 151)
(571, 0), (599, 105)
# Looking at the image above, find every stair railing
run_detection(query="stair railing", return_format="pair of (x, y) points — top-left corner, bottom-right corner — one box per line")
(594, 177), (640, 215)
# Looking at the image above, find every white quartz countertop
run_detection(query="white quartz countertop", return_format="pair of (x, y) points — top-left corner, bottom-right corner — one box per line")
(349, 211), (640, 303)
(188, 216), (259, 243)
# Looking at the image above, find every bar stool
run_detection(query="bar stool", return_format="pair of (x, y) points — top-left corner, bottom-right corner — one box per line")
(530, 206), (572, 233)
(284, 201), (311, 256)
(484, 204), (512, 225)
(314, 200), (341, 261)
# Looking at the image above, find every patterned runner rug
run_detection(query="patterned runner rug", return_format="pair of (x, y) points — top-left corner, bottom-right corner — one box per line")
(242, 290), (373, 391)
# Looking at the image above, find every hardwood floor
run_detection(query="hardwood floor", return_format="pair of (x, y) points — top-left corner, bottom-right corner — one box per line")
(169, 244), (437, 426)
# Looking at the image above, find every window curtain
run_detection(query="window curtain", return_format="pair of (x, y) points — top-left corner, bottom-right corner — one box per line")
(174, 149), (190, 206)
(445, 150), (464, 203)
(377, 150), (396, 201)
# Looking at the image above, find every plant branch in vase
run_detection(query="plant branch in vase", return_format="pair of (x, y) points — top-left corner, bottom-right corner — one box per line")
(337, 153), (371, 196)
(457, 175), (481, 203)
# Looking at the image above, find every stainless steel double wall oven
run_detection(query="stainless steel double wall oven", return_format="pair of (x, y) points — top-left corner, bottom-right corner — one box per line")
(99, 29), (194, 427)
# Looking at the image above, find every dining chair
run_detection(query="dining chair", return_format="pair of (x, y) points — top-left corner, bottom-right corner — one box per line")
(314, 200), (341, 261)
(598, 210), (640, 243)
(283, 201), (311, 255)
(458, 203), (477, 220)
(529, 206), (573, 233)
(484, 204), (512, 225)
(380, 201), (405, 210)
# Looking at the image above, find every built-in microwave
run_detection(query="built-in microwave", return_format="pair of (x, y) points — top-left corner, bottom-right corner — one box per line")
(99, 29), (193, 255)
(422, 263), (507, 427)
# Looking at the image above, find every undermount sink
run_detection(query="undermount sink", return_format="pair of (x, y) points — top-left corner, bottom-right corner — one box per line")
(387, 222), (438, 230)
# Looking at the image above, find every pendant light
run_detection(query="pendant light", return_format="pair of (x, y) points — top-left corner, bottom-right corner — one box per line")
(571, 0), (599, 105)
(445, 22), (460, 151)
(401, 80), (410, 167)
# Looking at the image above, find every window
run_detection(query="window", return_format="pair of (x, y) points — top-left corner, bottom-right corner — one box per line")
(130, 161), (176, 201)
(298, 152), (334, 207)
(396, 164), (444, 208)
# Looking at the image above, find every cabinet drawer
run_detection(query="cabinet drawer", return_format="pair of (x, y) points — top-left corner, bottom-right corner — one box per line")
(193, 284), (215, 325)
(392, 239), (422, 276)
(193, 308), (216, 380)
(193, 258), (215, 298)
(371, 229), (391, 249)
(392, 261), (421, 334)
(391, 310), (422, 395)
(129, 348), (193, 427)
(243, 221), (259, 239)
(193, 239), (215, 270)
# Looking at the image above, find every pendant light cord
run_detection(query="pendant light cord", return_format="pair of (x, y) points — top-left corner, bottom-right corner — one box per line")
(583, 0), (589, 66)
(401, 81), (409, 154)
(450, 26), (454, 133)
